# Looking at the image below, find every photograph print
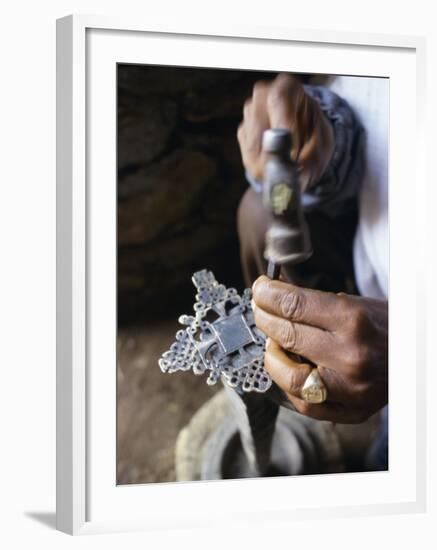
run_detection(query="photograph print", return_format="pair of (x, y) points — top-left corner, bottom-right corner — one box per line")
(116, 64), (389, 485)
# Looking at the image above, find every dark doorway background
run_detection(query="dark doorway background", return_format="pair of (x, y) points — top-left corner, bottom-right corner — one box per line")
(117, 64), (282, 326)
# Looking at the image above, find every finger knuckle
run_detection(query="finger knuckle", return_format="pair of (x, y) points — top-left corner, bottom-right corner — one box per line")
(274, 73), (298, 92)
(344, 344), (371, 372)
(335, 292), (351, 314)
(288, 368), (305, 396)
(270, 73), (300, 98)
(279, 290), (303, 320)
(252, 80), (268, 98)
(280, 321), (297, 351)
(350, 305), (369, 335)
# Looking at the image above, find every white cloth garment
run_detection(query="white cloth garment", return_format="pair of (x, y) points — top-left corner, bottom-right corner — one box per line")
(329, 76), (389, 300)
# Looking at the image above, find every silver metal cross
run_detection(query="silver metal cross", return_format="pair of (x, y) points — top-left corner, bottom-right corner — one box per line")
(159, 270), (272, 393)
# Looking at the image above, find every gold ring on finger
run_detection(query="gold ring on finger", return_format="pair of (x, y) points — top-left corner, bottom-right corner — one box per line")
(301, 368), (328, 404)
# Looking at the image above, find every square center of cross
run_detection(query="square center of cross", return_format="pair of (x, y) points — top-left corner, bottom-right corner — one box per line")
(212, 314), (254, 354)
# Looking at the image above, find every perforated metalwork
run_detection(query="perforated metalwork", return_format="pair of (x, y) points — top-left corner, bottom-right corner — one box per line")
(159, 270), (271, 393)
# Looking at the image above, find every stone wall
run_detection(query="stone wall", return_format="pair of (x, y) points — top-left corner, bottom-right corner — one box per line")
(117, 64), (275, 323)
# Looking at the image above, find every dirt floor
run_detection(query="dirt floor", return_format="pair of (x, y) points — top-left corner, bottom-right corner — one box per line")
(117, 319), (220, 484)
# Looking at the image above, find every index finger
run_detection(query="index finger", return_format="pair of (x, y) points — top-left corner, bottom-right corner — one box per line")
(252, 275), (346, 331)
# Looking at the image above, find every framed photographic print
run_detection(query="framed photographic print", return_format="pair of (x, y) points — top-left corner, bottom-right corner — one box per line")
(56, 14), (427, 535)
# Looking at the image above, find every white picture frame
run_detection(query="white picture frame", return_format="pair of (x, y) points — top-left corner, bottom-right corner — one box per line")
(56, 14), (427, 535)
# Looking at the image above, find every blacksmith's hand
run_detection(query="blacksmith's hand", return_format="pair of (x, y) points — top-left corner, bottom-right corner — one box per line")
(237, 73), (334, 190)
(252, 276), (388, 423)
